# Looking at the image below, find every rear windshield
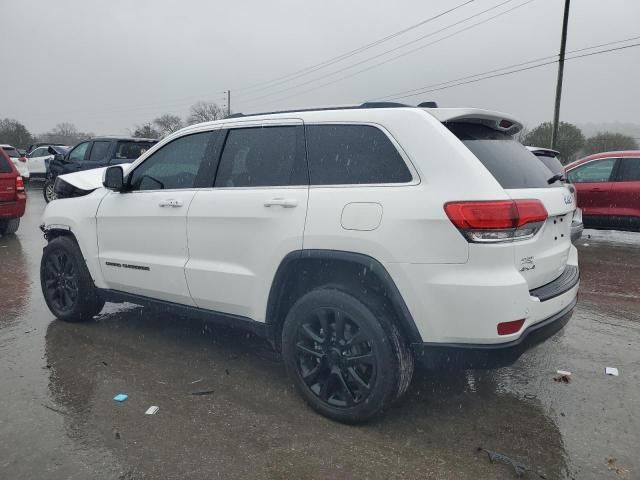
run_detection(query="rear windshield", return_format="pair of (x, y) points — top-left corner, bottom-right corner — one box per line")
(533, 152), (564, 176)
(115, 141), (155, 161)
(447, 122), (554, 189)
(2, 147), (19, 158)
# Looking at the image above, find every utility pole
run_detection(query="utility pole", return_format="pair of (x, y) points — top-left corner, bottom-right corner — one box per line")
(227, 90), (231, 117)
(551, 0), (570, 150)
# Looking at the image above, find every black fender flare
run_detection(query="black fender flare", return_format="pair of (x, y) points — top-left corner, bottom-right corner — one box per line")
(265, 249), (423, 345)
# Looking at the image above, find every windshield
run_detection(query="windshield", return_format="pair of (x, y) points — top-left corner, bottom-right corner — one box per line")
(2, 147), (20, 158)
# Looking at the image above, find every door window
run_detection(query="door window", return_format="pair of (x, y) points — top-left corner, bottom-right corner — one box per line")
(128, 132), (213, 191)
(306, 124), (412, 185)
(68, 142), (89, 162)
(30, 147), (47, 158)
(567, 159), (616, 183)
(88, 141), (111, 161)
(617, 158), (640, 181)
(214, 126), (306, 187)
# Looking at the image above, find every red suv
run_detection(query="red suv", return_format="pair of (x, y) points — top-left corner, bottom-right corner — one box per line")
(0, 148), (26, 235)
(565, 151), (640, 231)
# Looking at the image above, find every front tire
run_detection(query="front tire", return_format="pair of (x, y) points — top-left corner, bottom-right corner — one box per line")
(40, 236), (105, 322)
(43, 179), (56, 203)
(282, 288), (413, 423)
(0, 218), (20, 235)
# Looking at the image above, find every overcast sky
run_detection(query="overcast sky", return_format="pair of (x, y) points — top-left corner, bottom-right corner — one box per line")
(1, 0), (639, 135)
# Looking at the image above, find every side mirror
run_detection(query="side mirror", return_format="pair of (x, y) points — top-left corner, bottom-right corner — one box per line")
(103, 166), (124, 191)
(47, 146), (57, 155)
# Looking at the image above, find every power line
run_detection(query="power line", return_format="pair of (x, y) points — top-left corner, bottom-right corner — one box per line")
(376, 34), (640, 101)
(382, 41), (640, 100)
(235, 0), (533, 108)
(232, 0), (476, 94)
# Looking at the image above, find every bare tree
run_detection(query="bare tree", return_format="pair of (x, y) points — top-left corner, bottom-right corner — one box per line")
(187, 101), (224, 125)
(39, 123), (93, 146)
(131, 122), (161, 139)
(153, 114), (184, 137)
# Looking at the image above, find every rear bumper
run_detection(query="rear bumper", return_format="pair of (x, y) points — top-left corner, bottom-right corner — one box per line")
(0, 196), (26, 219)
(411, 298), (576, 370)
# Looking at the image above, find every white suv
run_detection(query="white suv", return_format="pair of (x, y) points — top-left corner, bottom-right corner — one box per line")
(40, 103), (579, 423)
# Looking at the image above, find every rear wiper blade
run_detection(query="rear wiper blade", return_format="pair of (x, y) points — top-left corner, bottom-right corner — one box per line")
(547, 173), (565, 184)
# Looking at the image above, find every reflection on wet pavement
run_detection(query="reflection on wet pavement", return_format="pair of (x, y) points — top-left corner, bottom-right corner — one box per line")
(1, 193), (639, 479)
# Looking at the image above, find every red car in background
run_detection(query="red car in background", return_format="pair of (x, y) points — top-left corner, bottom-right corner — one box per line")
(0, 148), (26, 235)
(565, 151), (640, 232)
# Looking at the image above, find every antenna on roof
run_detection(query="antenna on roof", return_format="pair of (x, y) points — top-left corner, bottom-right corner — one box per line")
(417, 101), (438, 108)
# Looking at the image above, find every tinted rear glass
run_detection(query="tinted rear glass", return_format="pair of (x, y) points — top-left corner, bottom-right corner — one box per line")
(447, 122), (553, 189)
(534, 153), (564, 176)
(619, 158), (640, 181)
(2, 147), (19, 158)
(306, 124), (412, 185)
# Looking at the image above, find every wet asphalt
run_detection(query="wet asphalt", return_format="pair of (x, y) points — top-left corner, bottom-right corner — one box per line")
(1, 190), (638, 480)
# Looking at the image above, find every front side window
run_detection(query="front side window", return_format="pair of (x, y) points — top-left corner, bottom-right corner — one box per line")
(68, 142), (89, 162)
(128, 132), (213, 191)
(88, 141), (111, 161)
(214, 126), (305, 187)
(30, 147), (47, 158)
(617, 158), (640, 181)
(567, 159), (616, 183)
(306, 124), (412, 185)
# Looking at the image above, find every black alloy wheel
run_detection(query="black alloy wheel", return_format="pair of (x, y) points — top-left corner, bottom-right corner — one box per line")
(294, 307), (376, 408)
(43, 249), (79, 314)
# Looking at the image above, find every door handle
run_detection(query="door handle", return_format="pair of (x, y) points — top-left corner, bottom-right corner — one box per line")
(264, 198), (298, 208)
(159, 199), (183, 208)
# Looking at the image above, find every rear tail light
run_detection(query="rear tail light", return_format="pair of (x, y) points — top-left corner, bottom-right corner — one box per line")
(444, 199), (547, 243)
(18, 156), (27, 163)
(16, 176), (25, 192)
(497, 319), (525, 335)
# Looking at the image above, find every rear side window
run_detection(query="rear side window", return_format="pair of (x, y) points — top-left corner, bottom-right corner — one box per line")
(447, 123), (553, 189)
(215, 126), (306, 187)
(88, 141), (111, 161)
(618, 158), (640, 181)
(306, 124), (411, 185)
(0, 153), (11, 173)
(115, 141), (155, 161)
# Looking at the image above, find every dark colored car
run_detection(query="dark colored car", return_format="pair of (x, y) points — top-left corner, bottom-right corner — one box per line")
(565, 151), (640, 232)
(43, 136), (157, 202)
(0, 148), (26, 235)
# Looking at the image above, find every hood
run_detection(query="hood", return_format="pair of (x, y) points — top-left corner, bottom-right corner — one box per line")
(58, 164), (132, 190)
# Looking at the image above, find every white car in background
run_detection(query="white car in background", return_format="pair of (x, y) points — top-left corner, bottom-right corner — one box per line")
(0, 145), (29, 182)
(27, 145), (70, 181)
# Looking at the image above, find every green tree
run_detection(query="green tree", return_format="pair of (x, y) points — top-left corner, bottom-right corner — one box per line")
(583, 132), (638, 155)
(0, 118), (34, 149)
(132, 122), (160, 139)
(523, 121), (585, 164)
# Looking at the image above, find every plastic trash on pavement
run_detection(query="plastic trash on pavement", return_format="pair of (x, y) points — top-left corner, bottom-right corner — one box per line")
(145, 406), (159, 415)
(113, 393), (128, 402)
(605, 367), (619, 376)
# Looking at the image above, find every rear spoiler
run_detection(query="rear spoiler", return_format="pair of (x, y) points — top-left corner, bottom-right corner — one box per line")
(425, 108), (523, 135)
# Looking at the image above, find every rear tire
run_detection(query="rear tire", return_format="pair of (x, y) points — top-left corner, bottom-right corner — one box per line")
(43, 179), (56, 203)
(0, 218), (20, 235)
(282, 288), (413, 423)
(40, 236), (104, 322)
